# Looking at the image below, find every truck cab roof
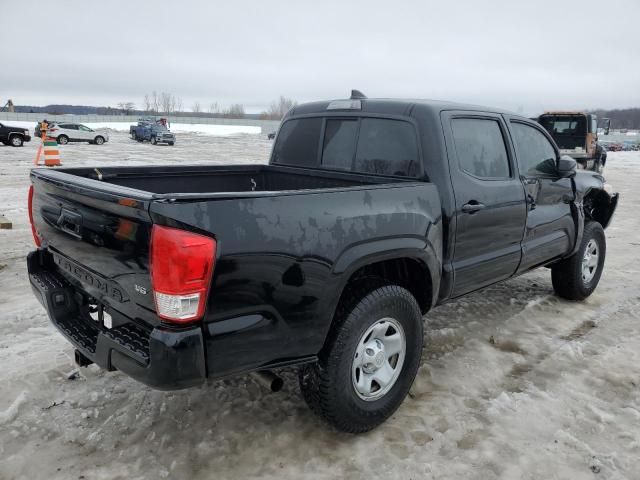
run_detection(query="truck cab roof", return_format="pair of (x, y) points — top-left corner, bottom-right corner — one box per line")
(287, 97), (516, 119)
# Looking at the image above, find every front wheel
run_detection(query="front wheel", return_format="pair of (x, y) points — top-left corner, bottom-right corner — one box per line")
(10, 135), (24, 147)
(151, 136), (157, 145)
(299, 282), (423, 433)
(94, 136), (105, 145)
(552, 221), (606, 300)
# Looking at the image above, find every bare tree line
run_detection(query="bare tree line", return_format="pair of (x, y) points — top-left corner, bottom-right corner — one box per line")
(191, 101), (246, 118)
(591, 108), (640, 130)
(260, 96), (297, 120)
(116, 101), (135, 115)
(123, 93), (298, 120)
(139, 91), (247, 118)
(141, 91), (184, 115)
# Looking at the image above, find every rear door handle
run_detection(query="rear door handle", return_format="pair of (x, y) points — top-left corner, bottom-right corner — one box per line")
(462, 202), (486, 214)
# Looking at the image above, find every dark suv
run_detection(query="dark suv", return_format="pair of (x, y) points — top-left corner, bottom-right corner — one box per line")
(0, 122), (31, 147)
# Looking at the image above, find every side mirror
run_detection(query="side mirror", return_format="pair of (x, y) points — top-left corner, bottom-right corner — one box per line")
(557, 155), (577, 178)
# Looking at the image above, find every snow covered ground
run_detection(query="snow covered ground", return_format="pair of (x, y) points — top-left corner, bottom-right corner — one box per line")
(0, 132), (639, 480)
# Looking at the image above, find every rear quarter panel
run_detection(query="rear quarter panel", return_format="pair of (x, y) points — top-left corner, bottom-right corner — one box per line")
(150, 183), (442, 377)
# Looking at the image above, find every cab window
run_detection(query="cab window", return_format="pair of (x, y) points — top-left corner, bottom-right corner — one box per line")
(451, 118), (510, 179)
(510, 122), (558, 176)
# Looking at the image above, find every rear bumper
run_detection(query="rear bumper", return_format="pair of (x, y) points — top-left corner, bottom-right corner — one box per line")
(27, 250), (206, 390)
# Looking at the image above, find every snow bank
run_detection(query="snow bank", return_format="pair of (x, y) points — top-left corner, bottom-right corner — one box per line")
(89, 122), (261, 136)
(2, 120), (261, 136)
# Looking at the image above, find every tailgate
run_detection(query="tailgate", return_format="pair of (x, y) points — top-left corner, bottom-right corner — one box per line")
(30, 169), (158, 326)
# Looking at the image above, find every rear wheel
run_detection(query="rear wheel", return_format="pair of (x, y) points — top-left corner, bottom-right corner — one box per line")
(551, 221), (606, 300)
(299, 281), (423, 433)
(57, 135), (69, 145)
(168, 142), (174, 146)
(9, 135), (24, 147)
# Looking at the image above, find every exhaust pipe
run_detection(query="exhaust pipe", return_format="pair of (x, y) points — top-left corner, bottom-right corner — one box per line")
(251, 370), (283, 392)
(74, 349), (93, 368)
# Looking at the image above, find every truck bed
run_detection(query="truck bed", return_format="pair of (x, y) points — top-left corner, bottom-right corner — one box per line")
(48, 164), (409, 197)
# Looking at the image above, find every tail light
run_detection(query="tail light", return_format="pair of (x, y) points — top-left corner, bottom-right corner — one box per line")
(28, 185), (41, 247)
(150, 225), (216, 324)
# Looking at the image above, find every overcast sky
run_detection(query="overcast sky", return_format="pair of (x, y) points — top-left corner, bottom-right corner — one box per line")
(2, 0), (639, 114)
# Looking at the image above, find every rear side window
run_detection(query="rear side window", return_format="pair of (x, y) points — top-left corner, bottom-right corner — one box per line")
(510, 122), (558, 176)
(451, 118), (510, 179)
(272, 118), (322, 167)
(355, 118), (418, 177)
(322, 119), (358, 170)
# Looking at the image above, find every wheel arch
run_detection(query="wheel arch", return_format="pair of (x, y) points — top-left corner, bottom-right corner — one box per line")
(319, 239), (440, 353)
(583, 188), (618, 229)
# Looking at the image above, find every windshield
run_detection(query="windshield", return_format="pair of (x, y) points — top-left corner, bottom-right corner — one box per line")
(539, 115), (587, 137)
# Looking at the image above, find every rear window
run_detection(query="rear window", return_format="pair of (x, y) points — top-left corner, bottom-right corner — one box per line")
(322, 119), (358, 170)
(355, 119), (419, 177)
(539, 115), (586, 136)
(273, 116), (419, 177)
(272, 118), (322, 167)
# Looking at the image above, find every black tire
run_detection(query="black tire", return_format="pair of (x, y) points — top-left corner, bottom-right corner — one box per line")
(552, 221), (606, 300)
(57, 135), (69, 145)
(599, 153), (607, 172)
(131, 131), (137, 140)
(299, 281), (423, 433)
(168, 142), (174, 146)
(9, 135), (24, 147)
(94, 136), (105, 145)
(151, 136), (157, 145)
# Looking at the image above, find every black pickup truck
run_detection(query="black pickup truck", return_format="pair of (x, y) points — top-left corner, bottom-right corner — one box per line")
(0, 122), (31, 147)
(27, 94), (618, 433)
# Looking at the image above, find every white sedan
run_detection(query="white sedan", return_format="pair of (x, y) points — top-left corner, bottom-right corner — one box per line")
(48, 123), (109, 145)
